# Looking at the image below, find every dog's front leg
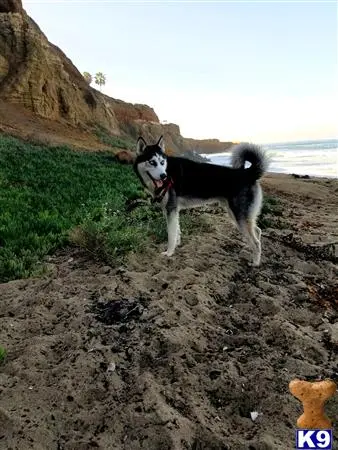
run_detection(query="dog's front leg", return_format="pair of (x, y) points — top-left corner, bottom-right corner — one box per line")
(162, 209), (179, 257)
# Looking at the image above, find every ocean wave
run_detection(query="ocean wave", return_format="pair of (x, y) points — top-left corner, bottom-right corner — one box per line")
(263, 139), (338, 151)
(208, 142), (338, 178)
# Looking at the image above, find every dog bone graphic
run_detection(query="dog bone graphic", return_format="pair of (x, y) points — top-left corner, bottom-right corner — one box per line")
(289, 379), (337, 429)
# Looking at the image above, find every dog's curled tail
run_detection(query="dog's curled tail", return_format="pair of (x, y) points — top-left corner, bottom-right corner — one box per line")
(231, 142), (268, 180)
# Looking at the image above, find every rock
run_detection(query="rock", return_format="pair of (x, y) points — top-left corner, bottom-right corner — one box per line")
(101, 266), (112, 274)
(328, 323), (338, 345)
(0, 0), (22, 13)
(294, 261), (321, 275)
(258, 295), (281, 316)
(250, 411), (260, 421)
(185, 293), (199, 306)
(292, 174), (310, 179)
(115, 150), (135, 164)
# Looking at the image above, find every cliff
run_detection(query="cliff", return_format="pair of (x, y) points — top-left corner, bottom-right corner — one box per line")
(184, 138), (234, 154)
(0, 1), (157, 131)
(0, 0), (233, 154)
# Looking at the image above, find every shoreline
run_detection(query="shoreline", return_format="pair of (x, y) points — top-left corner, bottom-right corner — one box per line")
(201, 139), (337, 180)
(201, 154), (337, 180)
(265, 171), (337, 180)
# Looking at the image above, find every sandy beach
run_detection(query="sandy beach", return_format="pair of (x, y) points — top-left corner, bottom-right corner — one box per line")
(0, 172), (337, 450)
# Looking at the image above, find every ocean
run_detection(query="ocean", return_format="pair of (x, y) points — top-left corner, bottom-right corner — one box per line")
(204, 139), (338, 179)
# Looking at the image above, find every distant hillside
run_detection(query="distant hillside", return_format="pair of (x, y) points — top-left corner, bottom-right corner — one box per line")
(184, 138), (234, 154)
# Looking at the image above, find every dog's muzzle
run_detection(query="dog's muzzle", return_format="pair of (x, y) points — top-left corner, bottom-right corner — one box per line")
(147, 171), (168, 189)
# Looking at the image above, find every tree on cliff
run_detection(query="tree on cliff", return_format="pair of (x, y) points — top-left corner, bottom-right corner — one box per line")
(83, 72), (92, 85)
(95, 72), (106, 92)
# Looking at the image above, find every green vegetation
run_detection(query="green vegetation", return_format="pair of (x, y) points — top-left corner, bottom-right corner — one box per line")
(81, 71), (106, 89)
(258, 195), (286, 229)
(0, 136), (206, 282)
(0, 346), (6, 363)
(83, 71), (92, 85)
(94, 125), (135, 150)
(94, 72), (106, 91)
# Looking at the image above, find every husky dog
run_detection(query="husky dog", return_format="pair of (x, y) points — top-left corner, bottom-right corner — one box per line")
(133, 136), (268, 266)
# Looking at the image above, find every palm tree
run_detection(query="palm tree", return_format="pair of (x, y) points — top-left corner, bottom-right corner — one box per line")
(83, 72), (92, 85)
(95, 72), (106, 92)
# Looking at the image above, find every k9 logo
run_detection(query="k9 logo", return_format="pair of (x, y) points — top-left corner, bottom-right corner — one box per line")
(296, 429), (333, 449)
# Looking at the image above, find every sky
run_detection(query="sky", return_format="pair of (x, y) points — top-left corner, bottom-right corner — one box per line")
(23, 0), (337, 144)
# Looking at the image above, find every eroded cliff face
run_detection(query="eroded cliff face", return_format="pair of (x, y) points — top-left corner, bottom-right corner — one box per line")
(0, 0), (21, 13)
(117, 120), (233, 155)
(0, 0), (158, 134)
(0, 0), (233, 154)
(184, 138), (234, 154)
(124, 121), (186, 154)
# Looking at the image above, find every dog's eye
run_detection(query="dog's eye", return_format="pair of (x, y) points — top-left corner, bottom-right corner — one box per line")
(149, 160), (157, 167)
(160, 160), (165, 166)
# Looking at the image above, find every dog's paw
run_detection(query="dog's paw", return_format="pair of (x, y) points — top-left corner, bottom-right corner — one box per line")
(161, 250), (174, 257)
(249, 261), (260, 268)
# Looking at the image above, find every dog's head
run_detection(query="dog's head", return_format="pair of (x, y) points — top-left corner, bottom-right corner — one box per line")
(134, 136), (168, 191)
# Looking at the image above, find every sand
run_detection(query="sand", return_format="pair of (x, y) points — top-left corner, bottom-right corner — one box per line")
(0, 173), (337, 450)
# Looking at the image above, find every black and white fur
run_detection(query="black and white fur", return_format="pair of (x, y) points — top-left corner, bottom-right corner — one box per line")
(134, 136), (268, 266)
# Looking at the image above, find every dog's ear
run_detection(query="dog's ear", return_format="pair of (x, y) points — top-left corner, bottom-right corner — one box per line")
(157, 135), (165, 153)
(136, 137), (147, 155)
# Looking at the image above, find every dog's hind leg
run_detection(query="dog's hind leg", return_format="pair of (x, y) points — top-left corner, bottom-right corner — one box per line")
(162, 209), (179, 257)
(238, 218), (262, 266)
(176, 219), (181, 246)
(229, 183), (263, 266)
(255, 225), (262, 241)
